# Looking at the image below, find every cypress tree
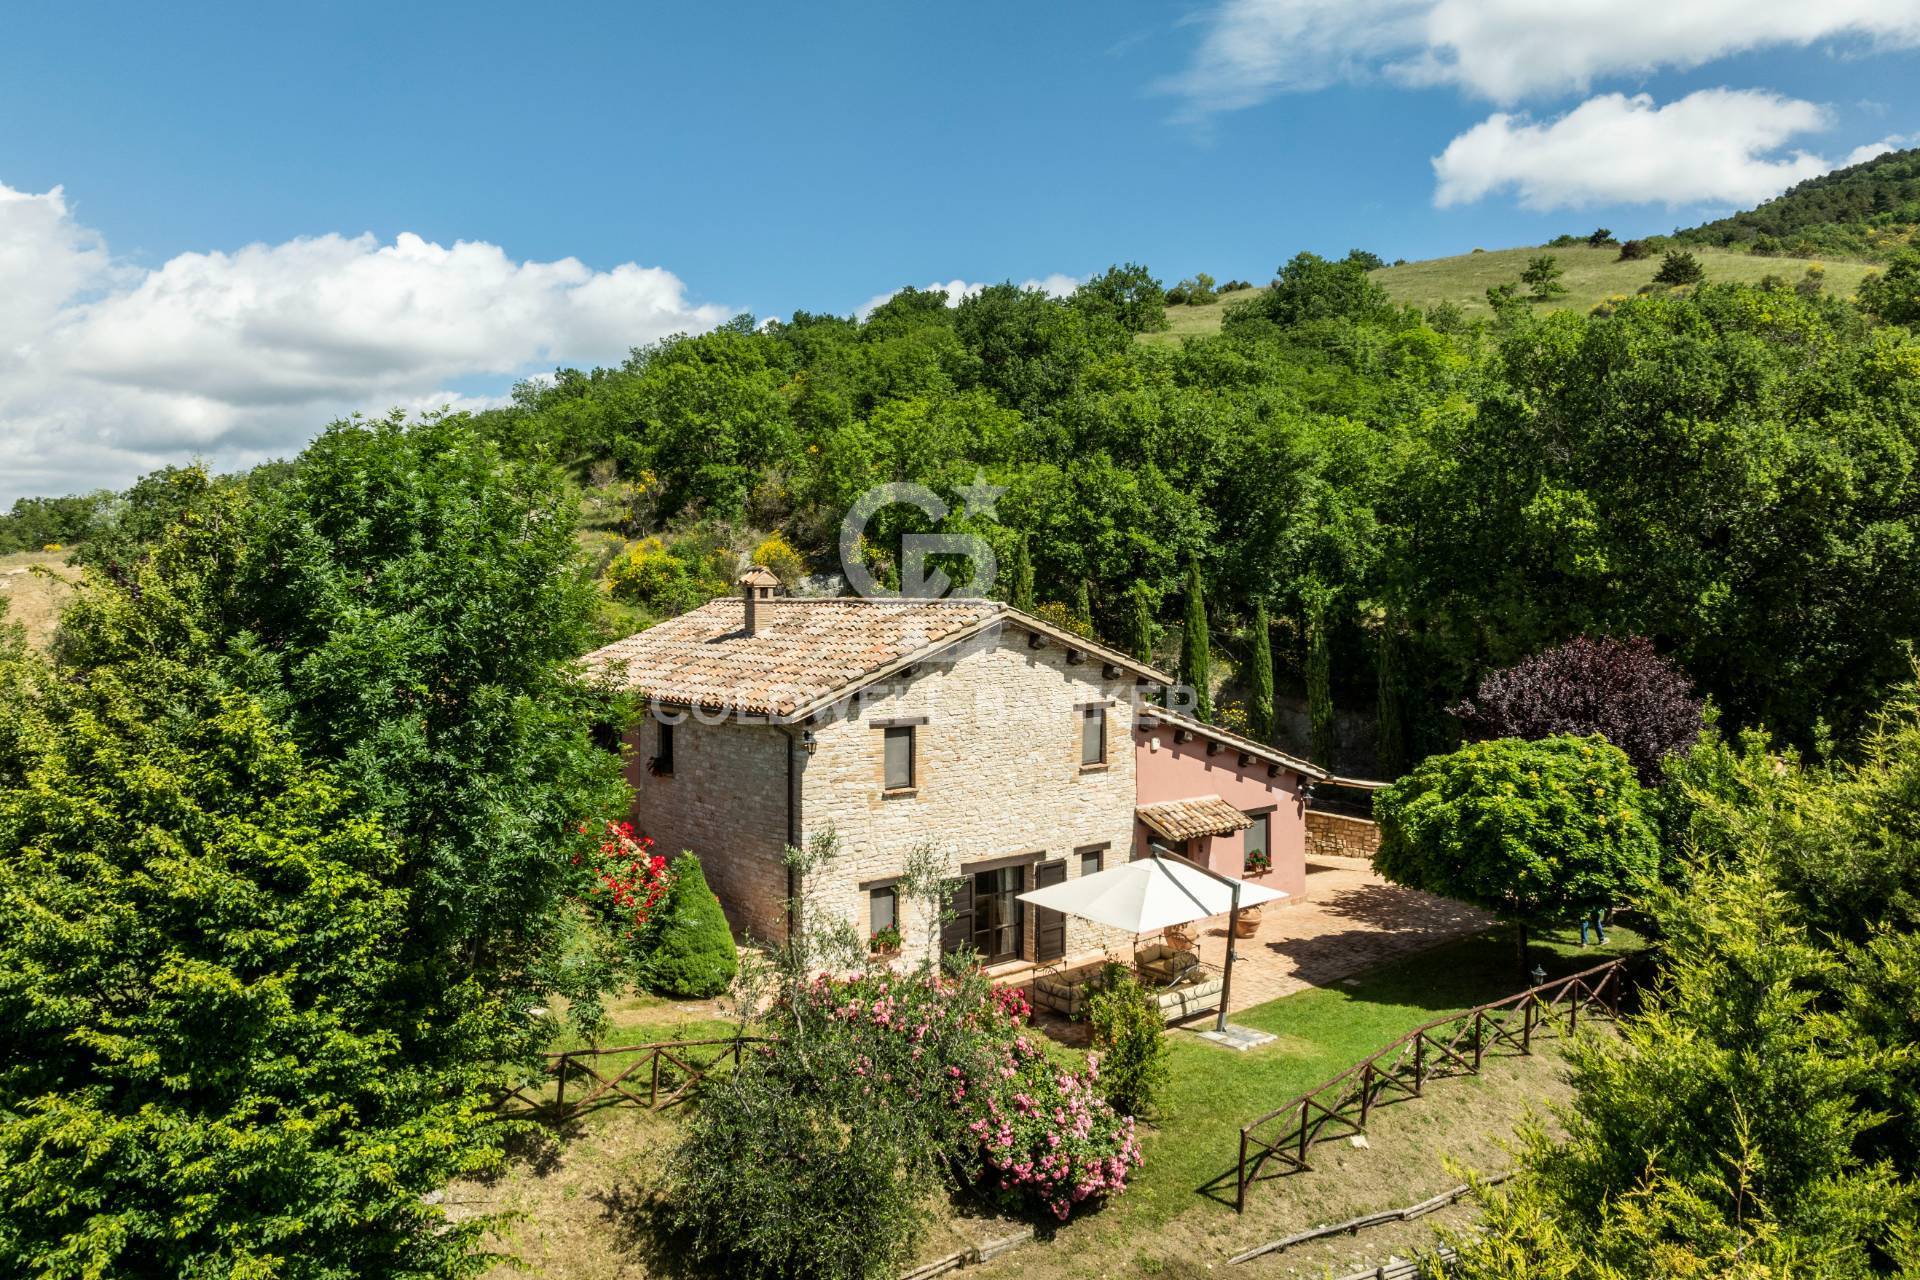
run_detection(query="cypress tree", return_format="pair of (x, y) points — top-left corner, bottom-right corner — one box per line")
(1073, 578), (1093, 633)
(1376, 616), (1406, 777)
(1130, 587), (1155, 666)
(1008, 534), (1035, 610)
(1249, 600), (1275, 742)
(1179, 563), (1213, 722)
(1306, 584), (1335, 767)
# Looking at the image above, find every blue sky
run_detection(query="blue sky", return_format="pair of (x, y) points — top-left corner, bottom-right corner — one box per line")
(2, 0), (1918, 500)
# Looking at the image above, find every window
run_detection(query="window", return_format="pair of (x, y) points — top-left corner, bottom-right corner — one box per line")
(1080, 704), (1106, 766)
(883, 725), (915, 791)
(1244, 813), (1271, 874)
(652, 721), (675, 776)
(972, 864), (1026, 962)
(1080, 847), (1104, 877)
(869, 885), (898, 938)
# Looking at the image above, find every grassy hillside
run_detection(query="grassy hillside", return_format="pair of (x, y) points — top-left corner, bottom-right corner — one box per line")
(0, 551), (75, 651)
(1143, 244), (1881, 342)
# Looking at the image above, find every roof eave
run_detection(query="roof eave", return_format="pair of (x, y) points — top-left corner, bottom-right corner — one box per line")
(1137, 705), (1330, 780)
(999, 607), (1174, 685)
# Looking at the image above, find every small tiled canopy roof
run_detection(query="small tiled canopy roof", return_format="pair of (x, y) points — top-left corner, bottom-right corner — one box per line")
(580, 596), (1171, 721)
(1137, 795), (1253, 842)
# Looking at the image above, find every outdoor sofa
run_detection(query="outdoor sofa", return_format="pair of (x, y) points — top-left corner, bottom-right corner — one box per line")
(1031, 944), (1224, 1023)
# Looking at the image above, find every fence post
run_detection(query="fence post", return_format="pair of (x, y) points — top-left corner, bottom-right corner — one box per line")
(1413, 1034), (1426, 1096)
(1236, 1130), (1248, 1213)
(1568, 986), (1580, 1037)
(1522, 996), (1535, 1054)
(1298, 1099), (1311, 1170)
(1472, 1010), (1484, 1071)
(650, 1049), (663, 1108)
(554, 1053), (567, 1114)
(1360, 1062), (1374, 1129)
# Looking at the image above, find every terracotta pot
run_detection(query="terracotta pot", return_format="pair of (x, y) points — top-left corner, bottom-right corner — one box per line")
(1232, 907), (1263, 939)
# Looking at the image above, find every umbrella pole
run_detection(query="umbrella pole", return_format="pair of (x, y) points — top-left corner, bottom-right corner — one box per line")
(1218, 881), (1240, 1033)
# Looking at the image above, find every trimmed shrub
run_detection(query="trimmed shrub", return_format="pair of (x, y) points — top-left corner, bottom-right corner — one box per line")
(638, 854), (738, 998)
(1376, 735), (1660, 963)
(1084, 964), (1170, 1120)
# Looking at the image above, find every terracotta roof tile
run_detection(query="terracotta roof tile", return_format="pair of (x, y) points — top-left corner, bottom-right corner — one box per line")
(1137, 795), (1253, 841)
(580, 597), (1005, 718)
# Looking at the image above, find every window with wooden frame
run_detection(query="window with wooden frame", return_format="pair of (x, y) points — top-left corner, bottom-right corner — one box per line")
(1078, 845), (1105, 878)
(883, 724), (915, 791)
(1079, 703), (1107, 767)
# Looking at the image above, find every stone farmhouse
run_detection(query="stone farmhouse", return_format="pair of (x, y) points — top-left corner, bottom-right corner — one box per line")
(582, 570), (1327, 974)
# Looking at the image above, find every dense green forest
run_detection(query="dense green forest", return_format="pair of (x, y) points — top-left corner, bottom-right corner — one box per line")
(1671, 144), (1920, 260)
(456, 247), (1920, 763)
(10, 241), (1920, 770)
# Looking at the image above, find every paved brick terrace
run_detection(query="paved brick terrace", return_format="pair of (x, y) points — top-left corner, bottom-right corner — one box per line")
(1027, 854), (1493, 1044)
(1190, 854), (1493, 1011)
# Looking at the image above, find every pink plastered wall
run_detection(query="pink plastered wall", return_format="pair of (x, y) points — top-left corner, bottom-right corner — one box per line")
(1131, 719), (1310, 902)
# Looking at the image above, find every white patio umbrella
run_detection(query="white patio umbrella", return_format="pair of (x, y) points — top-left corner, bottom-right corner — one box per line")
(1017, 855), (1286, 933)
(1017, 854), (1287, 1031)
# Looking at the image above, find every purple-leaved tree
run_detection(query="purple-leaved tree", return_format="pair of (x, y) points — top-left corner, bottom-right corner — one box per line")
(1451, 635), (1705, 783)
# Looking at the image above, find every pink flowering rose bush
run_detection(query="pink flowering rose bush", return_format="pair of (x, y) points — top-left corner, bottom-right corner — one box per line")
(799, 966), (1142, 1219)
(670, 958), (1144, 1280)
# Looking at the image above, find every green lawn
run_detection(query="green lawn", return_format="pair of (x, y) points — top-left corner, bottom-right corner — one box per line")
(1139, 243), (1880, 343)
(1104, 923), (1643, 1233)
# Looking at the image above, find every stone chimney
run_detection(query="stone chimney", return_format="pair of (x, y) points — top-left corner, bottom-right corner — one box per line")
(739, 565), (780, 636)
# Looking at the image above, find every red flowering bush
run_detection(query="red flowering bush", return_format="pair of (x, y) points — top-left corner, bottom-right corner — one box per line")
(573, 820), (670, 937)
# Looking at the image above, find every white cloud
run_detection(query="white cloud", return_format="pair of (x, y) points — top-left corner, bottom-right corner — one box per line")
(1432, 89), (1838, 210)
(0, 180), (730, 505)
(854, 273), (1083, 321)
(1163, 0), (1920, 113)
(1844, 132), (1918, 165)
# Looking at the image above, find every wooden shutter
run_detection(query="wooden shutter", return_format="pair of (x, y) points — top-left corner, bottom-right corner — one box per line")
(1033, 859), (1067, 962)
(940, 875), (974, 956)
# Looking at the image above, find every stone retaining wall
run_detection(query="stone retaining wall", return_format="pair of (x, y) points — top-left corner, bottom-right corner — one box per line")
(1305, 809), (1380, 860)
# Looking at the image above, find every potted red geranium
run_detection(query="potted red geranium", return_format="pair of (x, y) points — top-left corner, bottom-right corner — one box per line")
(869, 924), (904, 959)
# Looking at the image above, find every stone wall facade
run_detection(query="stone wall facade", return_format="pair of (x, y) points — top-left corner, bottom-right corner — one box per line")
(1305, 809), (1380, 861)
(623, 624), (1146, 965)
(623, 714), (795, 944)
(798, 628), (1141, 967)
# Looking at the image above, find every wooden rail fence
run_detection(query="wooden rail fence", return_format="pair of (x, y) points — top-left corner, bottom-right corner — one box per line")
(498, 1035), (767, 1120)
(1227, 958), (1628, 1213)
